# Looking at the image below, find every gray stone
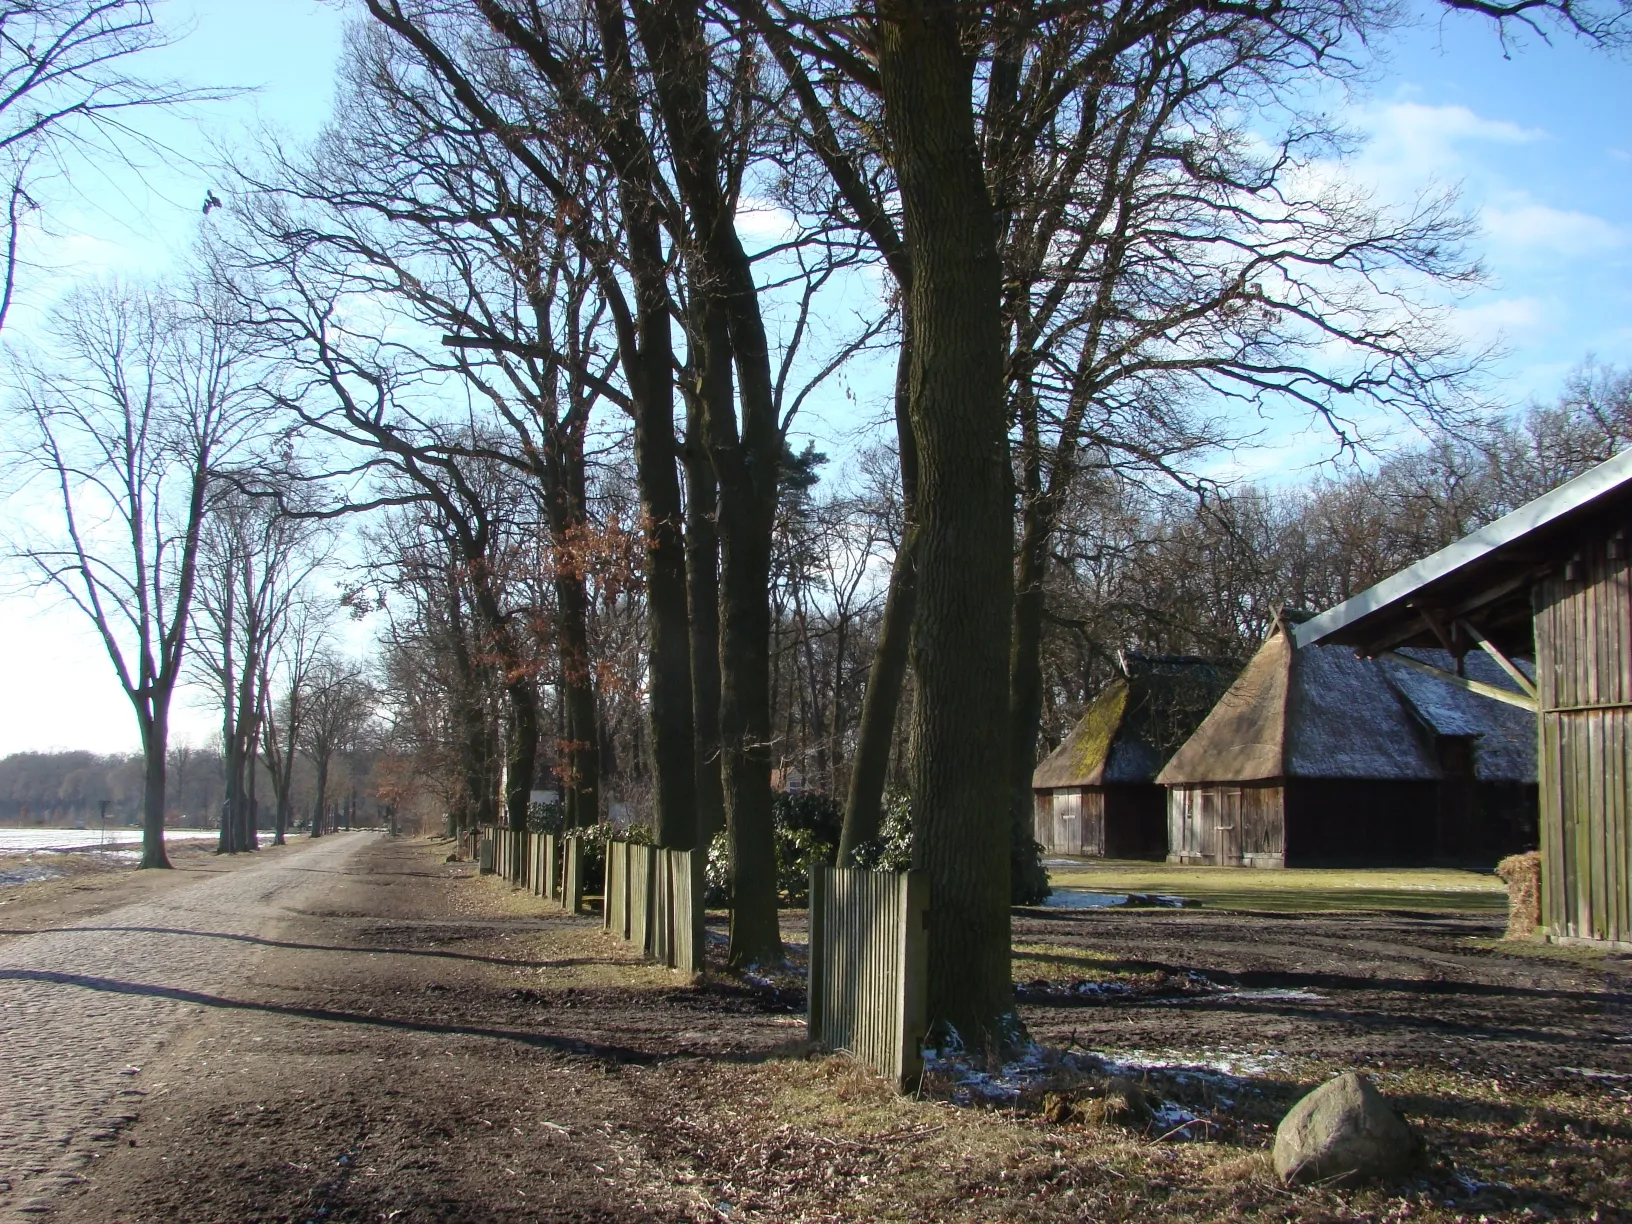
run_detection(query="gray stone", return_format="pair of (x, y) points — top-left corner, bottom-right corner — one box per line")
(1273, 1072), (1420, 1186)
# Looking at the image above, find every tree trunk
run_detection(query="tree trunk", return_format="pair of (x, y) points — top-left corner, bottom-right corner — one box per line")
(544, 422), (601, 831)
(312, 756), (329, 838)
(840, 311), (919, 860)
(138, 706), (172, 869)
(716, 498), (780, 965)
(587, 0), (696, 851)
(838, 535), (916, 859)
(878, 0), (1016, 1048)
(684, 304), (728, 848)
(1006, 492), (1053, 904)
(631, 0), (784, 967)
(244, 729), (260, 850)
(504, 679), (538, 832)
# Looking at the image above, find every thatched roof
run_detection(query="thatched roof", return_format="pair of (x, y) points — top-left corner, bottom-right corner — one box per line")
(1156, 629), (1536, 785)
(1033, 656), (1233, 790)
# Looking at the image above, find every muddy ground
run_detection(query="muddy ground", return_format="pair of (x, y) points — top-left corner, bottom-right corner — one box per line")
(29, 837), (1632, 1223)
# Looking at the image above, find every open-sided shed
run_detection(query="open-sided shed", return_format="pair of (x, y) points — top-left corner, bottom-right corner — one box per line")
(1155, 623), (1536, 868)
(1032, 656), (1231, 859)
(1294, 449), (1632, 948)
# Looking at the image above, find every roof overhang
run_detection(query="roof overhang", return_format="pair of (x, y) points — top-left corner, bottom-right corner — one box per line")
(1294, 448), (1632, 657)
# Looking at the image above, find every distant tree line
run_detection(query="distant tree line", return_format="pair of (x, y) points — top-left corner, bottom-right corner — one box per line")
(0, 740), (389, 832)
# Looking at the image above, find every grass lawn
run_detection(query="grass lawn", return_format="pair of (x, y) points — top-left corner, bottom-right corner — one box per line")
(1044, 858), (1509, 913)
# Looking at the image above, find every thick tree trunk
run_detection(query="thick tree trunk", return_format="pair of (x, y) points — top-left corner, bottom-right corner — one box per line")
(585, 0), (697, 851)
(274, 781), (289, 845)
(623, 323), (696, 849)
(635, 426), (697, 848)
(684, 307), (728, 848)
(878, 0), (1016, 1048)
(504, 679), (538, 832)
(840, 313), (919, 860)
(217, 716), (238, 856)
(632, 0), (784, 967)
(138, 706), (172, 870)
(548, 469), (600, 828)
(312, 756), (329, 838)
(716, 500), (780, 965)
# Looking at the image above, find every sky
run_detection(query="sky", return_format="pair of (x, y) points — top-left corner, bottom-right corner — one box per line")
(0, 0), (1627, 758)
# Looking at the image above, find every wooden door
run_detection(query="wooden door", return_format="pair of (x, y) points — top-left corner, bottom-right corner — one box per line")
(1215, 786), (1242, 865)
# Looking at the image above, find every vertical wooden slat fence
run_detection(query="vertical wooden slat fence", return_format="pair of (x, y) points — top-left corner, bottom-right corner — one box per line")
(807, 866), (929, 1091)
(473, 827), (588, 914)
(601, 840), (702, 973)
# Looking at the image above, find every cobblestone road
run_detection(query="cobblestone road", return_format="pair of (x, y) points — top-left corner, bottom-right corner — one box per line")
(0, 833), (373, 1219)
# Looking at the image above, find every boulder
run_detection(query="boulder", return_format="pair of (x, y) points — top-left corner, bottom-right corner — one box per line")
(1273, 1072), (1419, 1186)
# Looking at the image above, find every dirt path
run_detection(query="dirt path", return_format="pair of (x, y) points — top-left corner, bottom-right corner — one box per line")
(33, 835), (799, 1224)
(0, 833), (377, 1219)
(15, 839), (1632, 1223)
(1013, 906), (1632, 1084)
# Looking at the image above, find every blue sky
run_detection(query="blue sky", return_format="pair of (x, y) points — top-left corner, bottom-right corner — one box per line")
(0, 0), (1627, 756)
(1356, 10), (1631, 395)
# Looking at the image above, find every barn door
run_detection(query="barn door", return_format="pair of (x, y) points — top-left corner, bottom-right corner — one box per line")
(1215, 787), (1243, 865)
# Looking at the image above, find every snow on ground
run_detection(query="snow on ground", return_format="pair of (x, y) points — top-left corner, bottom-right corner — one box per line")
(0, 829), (219, 854)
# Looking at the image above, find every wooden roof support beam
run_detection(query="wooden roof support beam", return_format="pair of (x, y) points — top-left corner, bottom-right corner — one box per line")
(1456, 618), (1538, 700)
(1380, 650), (1538, 712)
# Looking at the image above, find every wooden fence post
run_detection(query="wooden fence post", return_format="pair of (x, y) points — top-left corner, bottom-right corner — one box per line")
(564, 837), (583, 913)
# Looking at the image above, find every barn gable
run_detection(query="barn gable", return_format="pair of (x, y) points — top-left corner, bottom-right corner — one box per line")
(1158, 632), (1536, 786)
(1033, 657), (1232, 791)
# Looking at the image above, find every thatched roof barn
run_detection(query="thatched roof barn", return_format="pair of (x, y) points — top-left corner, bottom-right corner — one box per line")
(1296, 448), (1632, 946)
(1033, 656), (1232, 859)
(1155, 624), (1536, 867)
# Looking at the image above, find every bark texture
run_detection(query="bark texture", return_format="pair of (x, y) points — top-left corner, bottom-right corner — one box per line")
(877, 0), (1016, 1044)
(632, 0), (783, 965)
(684, 310), (728, 848)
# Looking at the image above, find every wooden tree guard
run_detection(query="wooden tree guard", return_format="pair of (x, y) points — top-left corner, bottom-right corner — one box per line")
(808, 866), (930, 1091)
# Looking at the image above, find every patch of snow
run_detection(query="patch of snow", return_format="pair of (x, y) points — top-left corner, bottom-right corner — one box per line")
(0, 828), (219, 853)
(1100, 1046), (1287, 1079)
(1182, 986), (1328, 1003)
(0, 863), (63, 887)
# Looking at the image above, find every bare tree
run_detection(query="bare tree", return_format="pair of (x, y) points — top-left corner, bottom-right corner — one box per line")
(299, 652), (374, 837)
(259, 593), (331, 845)
(190, 487), (328, 853)
(0, 1), (222, 329)
(4, 280), (256, 867)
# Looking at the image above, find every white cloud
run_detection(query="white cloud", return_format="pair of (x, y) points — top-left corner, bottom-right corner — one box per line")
(1354, 102), (1543, 192)
(1450, 296), (1549, 344)
(1481, 202), (1626, 257)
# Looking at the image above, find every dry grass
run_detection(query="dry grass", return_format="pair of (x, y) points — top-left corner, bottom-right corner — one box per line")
(1046, 859), (1509, 913)
(654, 1046), (1632, 1222)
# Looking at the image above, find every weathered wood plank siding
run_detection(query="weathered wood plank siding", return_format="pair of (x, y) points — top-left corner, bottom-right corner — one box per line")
(1535, 543), (1632, 946)
(1167, 784), (1284, 867)
(807, 866), (929, 1090)
(1033, 787), (1113, 856)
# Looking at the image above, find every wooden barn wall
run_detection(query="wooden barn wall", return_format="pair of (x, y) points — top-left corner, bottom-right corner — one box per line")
(1166, 783), (1285, 867)
(1103, 785), (1168, 859)
(1033, 789), (1106, 856)
(1284, 780), (1438, 866)
(1536, 543), (1632, 946)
